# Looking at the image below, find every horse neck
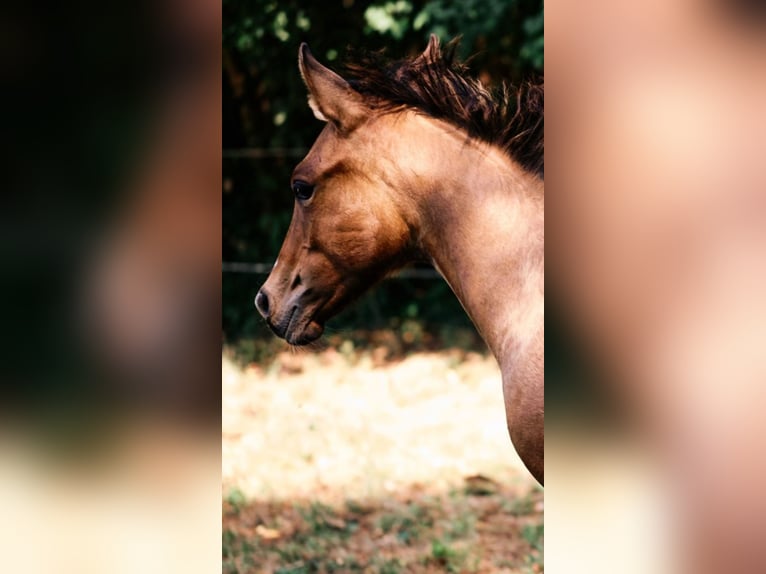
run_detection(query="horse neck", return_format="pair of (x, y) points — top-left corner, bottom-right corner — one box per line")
(406, 123), (544, 370)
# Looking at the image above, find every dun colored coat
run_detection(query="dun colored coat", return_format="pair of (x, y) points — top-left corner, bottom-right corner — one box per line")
(256, 36), (544, 484)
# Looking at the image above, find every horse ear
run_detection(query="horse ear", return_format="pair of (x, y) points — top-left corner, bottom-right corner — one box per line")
(417, 34), (440, 63)
(298, 43), (365, 130)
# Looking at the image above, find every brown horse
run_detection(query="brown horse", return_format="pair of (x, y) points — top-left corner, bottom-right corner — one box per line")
(255, 36), (544, 483)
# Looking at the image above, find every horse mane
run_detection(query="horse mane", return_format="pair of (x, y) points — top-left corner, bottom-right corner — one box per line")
(342, 37), (544, 178)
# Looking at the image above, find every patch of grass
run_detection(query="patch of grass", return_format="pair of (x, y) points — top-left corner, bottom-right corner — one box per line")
(377, 512), (398, 533)
(447, 511), (476, 539)
(502, 485), (542, 516)
(504, 495), (534, 516)
(223, 478), (541, 573)
(222, 528), (237, 559)
(429, 538), (472, 573)
(298, 501), (354, 538)
(224, 486), (247, 510)
(373, 557), (403, 574)
(328, 557), (363, 572)
(394, 516), (419, 545)
(376, 502), (430, 545)
(274, 541), (305, 564)
(522, 523), (544, 551)
(430, 537), (458, 562)
(344, 499), (368, 515)
(522, 522), (544, 571)
(223, 527), (260, 574)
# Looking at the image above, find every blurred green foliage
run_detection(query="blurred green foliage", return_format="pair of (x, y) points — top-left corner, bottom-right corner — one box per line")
(223, 0), (543, 344)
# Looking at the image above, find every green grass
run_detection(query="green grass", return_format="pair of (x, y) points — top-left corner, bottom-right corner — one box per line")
(223, 480), (542, 573)
(223, 527), (261, 574)
(447, 511), (476, 539)
(373, 557), (403, 574)
(225, 486), (247, 510)
(376, 501), (432, 545)
(429, 538), (470, 573)
(522, 523), (544, 572)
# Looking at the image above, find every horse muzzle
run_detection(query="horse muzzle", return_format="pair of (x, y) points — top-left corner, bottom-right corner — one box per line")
(255, 287), (325, 345)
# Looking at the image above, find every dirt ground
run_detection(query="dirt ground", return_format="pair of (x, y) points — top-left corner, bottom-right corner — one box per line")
(223, 341), (543, 573)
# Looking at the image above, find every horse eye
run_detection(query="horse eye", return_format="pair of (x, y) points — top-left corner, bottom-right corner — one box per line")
(292, 180), (315, 201)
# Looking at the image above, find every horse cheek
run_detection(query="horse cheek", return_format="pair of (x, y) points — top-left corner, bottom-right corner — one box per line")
(322, 226), (373, 270)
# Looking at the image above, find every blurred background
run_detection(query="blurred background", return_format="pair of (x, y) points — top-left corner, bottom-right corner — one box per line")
(223, 1), (543, 572)
(546, 1), (766, 572)
(0, 0), (221, 572)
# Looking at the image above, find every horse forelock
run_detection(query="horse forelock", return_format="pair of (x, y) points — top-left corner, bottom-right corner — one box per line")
(342, 38), (544, 178)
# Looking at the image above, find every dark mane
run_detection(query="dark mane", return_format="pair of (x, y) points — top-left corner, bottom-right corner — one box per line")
(343, 38), (544, 178)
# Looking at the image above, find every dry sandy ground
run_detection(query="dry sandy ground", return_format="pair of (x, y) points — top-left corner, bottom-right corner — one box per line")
(222, 345), (542, 573)
(223, 347), (535, 502)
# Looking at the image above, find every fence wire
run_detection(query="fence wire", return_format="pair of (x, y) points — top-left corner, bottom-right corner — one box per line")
(222, 262), (441, 279)
(223, 148), (307, 159)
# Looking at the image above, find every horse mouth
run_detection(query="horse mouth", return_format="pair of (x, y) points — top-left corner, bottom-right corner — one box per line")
(291, 319), (324, 345)
(268, 305), (326, 346)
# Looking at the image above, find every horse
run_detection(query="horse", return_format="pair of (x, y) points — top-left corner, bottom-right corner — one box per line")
(255, 36), (544, 484)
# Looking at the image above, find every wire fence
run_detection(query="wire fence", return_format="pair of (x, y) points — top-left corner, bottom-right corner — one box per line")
(223, 148), (307, 159)
(222, 261), (442, 279)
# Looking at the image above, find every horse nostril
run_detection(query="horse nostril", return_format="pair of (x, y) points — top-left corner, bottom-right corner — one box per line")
(255, 289), (270, 318)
